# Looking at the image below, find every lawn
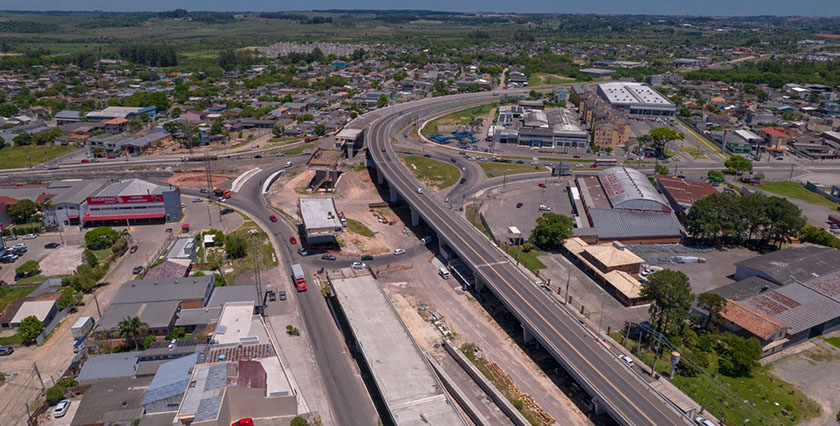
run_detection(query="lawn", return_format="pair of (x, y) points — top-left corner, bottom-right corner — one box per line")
(281, 145), (309, 155)
(527, 72), (574, 86)
(0, 144), (78, 169)
(611, 332), (821, 425)
(501, 245), (546, 272)
(682, 145), (708, 160)
(91, 248), (113, 263)
(0, 285), (37, 314)
(422, 103), (496, 137)
(749, 181), (839, 210)
(224, 218), (279, 285)
(465, 204), (491, 239)
(345, 218), (374, 238)
(403, 155), (460, 190)
(478, 162), (545, 178)
(268, 136), (300, 145)
(824, 336), (840, 349)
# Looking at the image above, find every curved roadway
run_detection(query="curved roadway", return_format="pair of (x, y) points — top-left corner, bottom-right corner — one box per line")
(367, 91), (690, 426)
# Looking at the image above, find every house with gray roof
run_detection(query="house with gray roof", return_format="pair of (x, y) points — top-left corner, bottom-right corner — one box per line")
(142, 353), (198, 414)
(77, 352), (139, 384)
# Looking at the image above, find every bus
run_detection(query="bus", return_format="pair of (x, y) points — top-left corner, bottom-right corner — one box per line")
(594, 158), (618, 167)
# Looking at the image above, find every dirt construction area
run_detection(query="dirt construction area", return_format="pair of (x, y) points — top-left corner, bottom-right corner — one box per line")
(38, 245), (84, 276)
(166, 171), (234, 187)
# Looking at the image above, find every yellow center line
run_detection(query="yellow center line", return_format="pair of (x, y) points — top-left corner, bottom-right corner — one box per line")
(374, 116), (666, 426)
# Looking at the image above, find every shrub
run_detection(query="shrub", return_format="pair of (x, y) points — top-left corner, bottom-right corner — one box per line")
(15, 260), (40, 277)
(45, 385), (65, 405)
(290, 417), (309, 426)
(225, 234), (247, 259)
(84, 227), (119, 250)
(83, 249), (99, 267)
(111, 237), (128, 255)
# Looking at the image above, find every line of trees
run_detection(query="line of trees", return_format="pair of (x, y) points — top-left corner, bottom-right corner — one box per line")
(685, 192), (805, 248)
(117, 44), (177, 67)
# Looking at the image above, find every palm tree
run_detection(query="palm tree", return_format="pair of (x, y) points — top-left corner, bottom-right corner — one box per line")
(117, 316), (148, 350)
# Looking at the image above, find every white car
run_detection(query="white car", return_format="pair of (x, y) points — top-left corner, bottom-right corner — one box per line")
(251, 144), (259, 149)
(416, 188), (423, 194)
(351, 261), (366, 270)
(275, 152), (286, 157)
(285, 161), (292, 168)
(618, 354), (635, 368)
(13, 243), (26, 249)
(22, 233), (36, 240)
(694, 416), (715, 426)
(393, 248), (405, 256)
(192, 198), (203, 203)
(54, 399), (71, 418)
(539, 204), (551, 211)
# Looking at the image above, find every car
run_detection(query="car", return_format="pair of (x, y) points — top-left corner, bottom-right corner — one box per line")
(275, 152), (286, 157)
(91, 158), (100, 163)
(544, 162), (552, 166)
(0, 345), (13, 356)
(459, 178), (466, 185)
(694, 416), (715, 426)
(231, 418), (254, 426)
(269, 215), (277, 222)
(132, 266), (144, 275)
(80, 159), (90, 163)
(220, 208), (235, 215)
(284, 161), (292, 167)
(351, 261), (366, 270)
(590, 163), (598, 168)
(393, 248), (405, 256)
(130, 245), (138, 253)
(279, 290), (287, 301)
(618, 354), (635, 368)
(14, 271), (26, 281)
(22, 233), (36, 240)
(297, 247), (308, 256)
(575, 163), (584, 168)
(538, 183), (546, 188)
(44, 165), (58, 170)
(10, 247), (26, 255)
(200, 188), (209, 194)
(381, 148), (386, 152)
(251, 144), (259, 149)
(321, 254), (336, 261)
(361, 254), (373, 261)
(53, 400), (71, 418)
(4, 235), (17, 241)
(573, 155), (581, 158)
(423, 154), (431, 158)
(671, 156), (680, 161)
(254, 154), (263, 159)
(289, 236), (297, 244)
(775, 156), (784, 161)
(44, 242), (61, 249)
(416, 187), (423, 194)
(539, 204), (551, 211)
(192, 197), (203, 203)
(0, 255), (17, 263)
(14, 243), (26, 249)
(516, 160), (524, 164)
(267, 290), (276, 301)
(516, 202), (523, 208)
(450, 158), (456, 163)
(530, 161), (538, 165)
(301, 149), (312, 155)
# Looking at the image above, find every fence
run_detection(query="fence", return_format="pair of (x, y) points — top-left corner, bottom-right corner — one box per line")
(805, 181), (840, 204)
(35, 308), (69, 345)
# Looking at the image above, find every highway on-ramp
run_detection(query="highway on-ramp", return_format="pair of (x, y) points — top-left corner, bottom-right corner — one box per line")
(367, 92), (690, 426)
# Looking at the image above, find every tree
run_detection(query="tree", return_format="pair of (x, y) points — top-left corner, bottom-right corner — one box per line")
(57, 287), (80, 311)
(272, 124), (285, 137)
(16, 260), (40, 277)
(724, 155), (752, 175)
(707, 170), (724, 182)
(0, 135), (5, 149)
(225, 234), (247, 259)
(84, 227), (119, 250)
(377, 94), (389, 108)
(641, 269), (694, 334)
(45, 385), (65, 405)
(290, 417), (310, 426)
(210, 117), (223, 135)
(696, 293), (725, 330)
(313, 123), (326, 136)
(18, 315), (43, 342)
(655, 164), (669, 176)
(800, 224), (840, 249)
(8, 199), (38, 223)
(117, 316), (148, 350)
(127, 120), (143, 133)
(718, 333), (761, 377)
(528, 213), (573, 250)
(641, 127), (684, 158)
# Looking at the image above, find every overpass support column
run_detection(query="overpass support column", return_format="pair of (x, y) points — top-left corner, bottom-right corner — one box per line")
(522, 326), (535, 344)
(389, 186), (398, 203)
(411, 207), (420, 227)
(474, 276), (485, 292)
(592, 398), (606, 416)
(438, 239), (451, 260)
(377, 169), (384, 185)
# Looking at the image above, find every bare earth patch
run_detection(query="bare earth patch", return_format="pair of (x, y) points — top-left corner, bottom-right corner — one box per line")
(39, 245), (84, 276)
(167, 171), (234, 187)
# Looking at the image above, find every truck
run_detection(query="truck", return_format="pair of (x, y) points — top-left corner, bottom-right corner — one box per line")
(71, 316), (94, 340)
(213, 188), (232, 199)
(291, 264), (307, 292)
(829, 214), (840, 228)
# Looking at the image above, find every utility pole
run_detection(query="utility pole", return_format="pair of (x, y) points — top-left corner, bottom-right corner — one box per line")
(252, 237), (263, 311)
(93, 293), (102, 318)
(789, 164), (794, 181)
(33, 363), (45, 394)
(597, 292), (606, 335)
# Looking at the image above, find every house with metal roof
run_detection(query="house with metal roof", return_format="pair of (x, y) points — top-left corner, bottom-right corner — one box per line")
(142, 353), (198, 413)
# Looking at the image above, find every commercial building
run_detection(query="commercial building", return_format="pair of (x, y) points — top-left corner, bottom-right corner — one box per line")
(596, 82), (675, 116)
(733, 243), (840, 285)
(574, 167), (682, 244)
(10, 298), (58, 329)
(592, 120), (631, 150)
(655, 176), (718, 221)
(580, 68), (616, 78)
(299, 197), (343, 244)
(85, 106), (156, 121)
(491, 105), (589, 149)
(563, 238), (647, 306)
(80, 179), (182, 226)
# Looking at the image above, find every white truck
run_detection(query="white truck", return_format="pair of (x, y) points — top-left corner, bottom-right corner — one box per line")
(71, 316), (94, 340)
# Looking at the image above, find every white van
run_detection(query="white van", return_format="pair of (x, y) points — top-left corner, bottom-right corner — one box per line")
(438, 267), (450, 279)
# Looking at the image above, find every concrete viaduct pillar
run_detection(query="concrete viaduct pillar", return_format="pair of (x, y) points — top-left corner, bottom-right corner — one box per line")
(389, 186), (398, 203)
(523, 326), (535, 344)
(410, 207), (420, 227)
(438, 239), (452, 260)
(592, 398), (606, 416)
(377, 169), (384, 185)
(474, 275), (485, 292)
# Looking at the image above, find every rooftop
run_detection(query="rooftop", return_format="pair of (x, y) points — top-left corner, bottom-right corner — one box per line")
(735, 244), (840, 285)
(721, 300), (788, 340)
(597, 167), (671, 212)
(598, 82), (674, 108)
(583, 242), (644, 268)
(70, 377), (152, 426)
(112, 276), (214, 305)
(11, 299), (55, 325)
(213, 301), (265, 345)
(656, 176), (719, 207)
(95, 178), (172, 197)
(588, 208), (683, 240)
(96, 300), (180, 331)
(741, 283), (840, 334)
(142, 353), (197, 409)
(299, 197), (343, 231)
(330, 273), (466, 426)
(77, 352), (138, 383)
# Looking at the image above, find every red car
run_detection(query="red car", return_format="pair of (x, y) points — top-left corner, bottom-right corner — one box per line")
(538, 183), (546, 188)
(573, 155), (580, 158)
(80, 159), (90, 163)
(270, 215), (277, 222)
(381, 148), (386, 152)
(590, 163), (598, 168)
(289, 236), (297, 244)
(231, 419), (253, 426)
(129, 245), (138, 253)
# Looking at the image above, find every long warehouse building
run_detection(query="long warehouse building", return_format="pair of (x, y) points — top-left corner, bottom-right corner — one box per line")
(597, 82), (675, 115)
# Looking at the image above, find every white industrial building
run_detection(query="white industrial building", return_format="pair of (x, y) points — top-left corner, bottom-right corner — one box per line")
(299, 198), (344, 244)
(491, 105), (589, 148)
(597, 82), (676, 116)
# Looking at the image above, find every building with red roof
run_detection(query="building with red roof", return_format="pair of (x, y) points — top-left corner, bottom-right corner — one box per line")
(655, 176), (719, 221)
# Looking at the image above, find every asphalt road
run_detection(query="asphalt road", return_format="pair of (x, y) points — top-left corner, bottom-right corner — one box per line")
(367, 90), (690, 426)
(183, 155), (379, 426)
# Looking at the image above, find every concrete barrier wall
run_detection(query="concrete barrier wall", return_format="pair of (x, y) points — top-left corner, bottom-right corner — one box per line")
(426, 354), (490, 426)
(805, 181), (840, 204)
(442, 339), (531, 426)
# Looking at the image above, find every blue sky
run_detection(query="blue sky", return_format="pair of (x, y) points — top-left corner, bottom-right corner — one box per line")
(2, 0), (839, 16)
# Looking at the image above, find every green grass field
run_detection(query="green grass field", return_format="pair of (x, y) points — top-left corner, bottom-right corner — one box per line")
(682, 145), (708, 160)
(403, 155), (460, 190)
(346, 218), (374, 238)
(281, 145), (308, 155)
(749, 181), (839, 210)
(422, 103), (496, 137)
(0, 285), (37, 314)
(502, 245), (546, 272)
(0, 145), (78, 169)
(478, 162), (544, 178)
(527, 72), (574, 86)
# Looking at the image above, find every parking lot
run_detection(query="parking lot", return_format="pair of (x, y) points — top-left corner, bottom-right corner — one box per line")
(480, 176), (574, 240)
(0, 233), (74, 283)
